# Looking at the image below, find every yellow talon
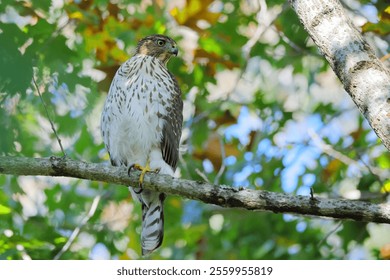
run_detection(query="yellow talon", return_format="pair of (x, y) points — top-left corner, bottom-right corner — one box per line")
(128, 163), (160, 189)
(139, 164), (150, 186)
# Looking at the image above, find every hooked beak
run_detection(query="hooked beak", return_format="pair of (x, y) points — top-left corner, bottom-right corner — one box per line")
(170, 46), (178, 56)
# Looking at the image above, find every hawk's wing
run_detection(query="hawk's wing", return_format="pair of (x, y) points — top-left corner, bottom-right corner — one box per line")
(160, 72), (183, 171)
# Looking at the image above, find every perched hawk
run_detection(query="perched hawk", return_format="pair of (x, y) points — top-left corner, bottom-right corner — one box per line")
(100, 34), (183, 255)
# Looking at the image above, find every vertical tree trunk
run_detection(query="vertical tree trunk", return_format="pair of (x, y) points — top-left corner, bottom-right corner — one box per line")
(290, 0), (390, 151)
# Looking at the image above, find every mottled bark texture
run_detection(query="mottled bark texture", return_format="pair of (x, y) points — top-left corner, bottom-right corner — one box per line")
(1, 156), (389, 224)
(290, 0), (390, 151)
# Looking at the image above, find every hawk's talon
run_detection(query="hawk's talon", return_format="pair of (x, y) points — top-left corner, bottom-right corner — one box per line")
(127, 163), (158, 192)
(128, 163), (143, 176)
(133, 187), (143, 194)
(127, 164), (134, 176)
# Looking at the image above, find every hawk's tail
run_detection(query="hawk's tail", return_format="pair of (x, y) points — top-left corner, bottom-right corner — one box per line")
(140, 192), (165, 256)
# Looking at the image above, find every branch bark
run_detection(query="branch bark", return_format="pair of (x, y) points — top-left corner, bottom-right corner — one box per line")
(0, 155), (389, 224)
(290, 0), (390, 151)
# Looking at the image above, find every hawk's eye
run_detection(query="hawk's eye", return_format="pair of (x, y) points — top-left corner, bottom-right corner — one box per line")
(157, 39), (165, 46)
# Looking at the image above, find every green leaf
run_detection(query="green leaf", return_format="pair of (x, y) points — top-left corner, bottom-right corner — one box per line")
(0, 204), (11, 215)
(0, 26), (33, 95)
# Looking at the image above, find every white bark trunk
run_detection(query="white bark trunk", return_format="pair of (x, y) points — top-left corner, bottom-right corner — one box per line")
(290, 0), (390, 151)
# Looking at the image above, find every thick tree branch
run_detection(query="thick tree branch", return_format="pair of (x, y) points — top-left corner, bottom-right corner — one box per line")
(0, 156), (389, 224)
(290, 0), (390, 151)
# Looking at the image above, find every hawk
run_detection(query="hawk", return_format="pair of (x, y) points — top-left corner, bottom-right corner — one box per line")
(100, 34), (183, 255)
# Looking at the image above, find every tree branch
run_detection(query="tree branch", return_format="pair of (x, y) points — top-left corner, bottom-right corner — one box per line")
(290, 0), (390, 151)
(0, 156), (389, 224)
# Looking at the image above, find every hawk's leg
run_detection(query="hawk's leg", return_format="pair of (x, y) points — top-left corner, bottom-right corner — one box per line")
(128, 163), (161, 193)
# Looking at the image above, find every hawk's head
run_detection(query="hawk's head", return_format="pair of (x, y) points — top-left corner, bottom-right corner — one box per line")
(136, 34), (178, 64)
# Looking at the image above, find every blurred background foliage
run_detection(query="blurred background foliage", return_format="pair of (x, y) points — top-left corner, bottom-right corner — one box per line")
(0, 0), (389, 260)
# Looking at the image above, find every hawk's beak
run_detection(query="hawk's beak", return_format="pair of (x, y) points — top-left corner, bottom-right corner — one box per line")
(170, 46), (178, 56)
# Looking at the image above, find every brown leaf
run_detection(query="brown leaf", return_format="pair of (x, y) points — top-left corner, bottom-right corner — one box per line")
(170, 0), (221, 32)
(193, 132), (240, 170)
(322, 159), (342, 180)
(194, 48), (239, 76)
(380, 243), (390, 260)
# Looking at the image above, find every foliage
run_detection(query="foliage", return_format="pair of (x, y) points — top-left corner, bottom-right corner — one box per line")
(0, 0), (389, 260)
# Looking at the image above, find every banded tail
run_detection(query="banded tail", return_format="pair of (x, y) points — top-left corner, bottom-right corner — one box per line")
(133, 189), (165, 256)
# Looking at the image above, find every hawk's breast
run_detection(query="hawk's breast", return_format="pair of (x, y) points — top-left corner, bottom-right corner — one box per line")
(103, 55), (176, 165)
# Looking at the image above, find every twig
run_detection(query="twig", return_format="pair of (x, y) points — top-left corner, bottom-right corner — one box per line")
(231, 0), (284, 101)
(358, 154), (386, 186)
(308, 129), (390, 181)
(317, 220), (343, 247)
(310, 187), (315, 200)
(195, 168), (210, 183)
(380, 53), (390, 62)
(242, 0), (269, 60)
(32, 74), (66, 156)
(54, 195), (101, 260)
(214, 134), (227, 185)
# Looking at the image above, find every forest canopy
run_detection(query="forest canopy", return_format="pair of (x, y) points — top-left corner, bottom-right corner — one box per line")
(0, 0), (389, 260)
